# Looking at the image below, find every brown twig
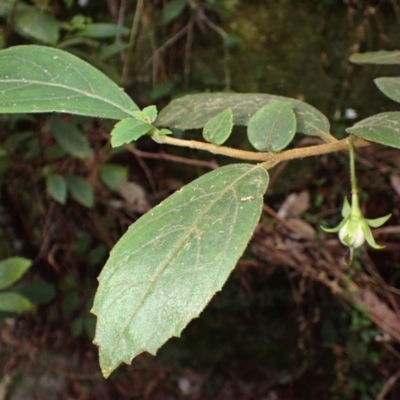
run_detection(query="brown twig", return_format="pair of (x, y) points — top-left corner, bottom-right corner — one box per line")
(193, 0), (231, 89)
(124, 143), (219, 170)
(122, 0), (144, 84)
(140, 23), (190, 75)
(155, 134), (370, 168)
(184, 19), (194, 89)
(376, 369), (400, 400)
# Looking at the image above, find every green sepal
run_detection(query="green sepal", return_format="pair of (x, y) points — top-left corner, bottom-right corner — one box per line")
(321, 219), (345, 233)
(341, 197), (351, 217)
(365, 214), (391, 228)
(362, 222), (384, 249)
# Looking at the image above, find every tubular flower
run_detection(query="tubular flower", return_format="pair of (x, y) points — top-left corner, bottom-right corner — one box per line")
(322, 193), (391, 260)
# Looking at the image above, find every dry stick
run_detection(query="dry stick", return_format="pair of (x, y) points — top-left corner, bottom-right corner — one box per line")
(360, 251), (400, 318)
(140, 24), (190, 74)
(390, 0), (400, 26)
(106, 0), (119, 22)
(132, 151), (157, 193)
(268, 160), (289, 188)
(197, 6), (232, 89)
(262, 203), (300, 233)
(184, 19), (194, 89)
(121, 0), (144, 84)
(124, 143), (219, 170)
(155, 135), (370, 168)
(376, 369), (400, 400)
(116, 0), (127, 34)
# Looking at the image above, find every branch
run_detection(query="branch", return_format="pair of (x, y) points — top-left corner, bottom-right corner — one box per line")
(154, 134), (370, 169)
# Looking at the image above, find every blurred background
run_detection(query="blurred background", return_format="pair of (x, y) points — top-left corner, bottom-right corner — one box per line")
(1, 0), (400, 399)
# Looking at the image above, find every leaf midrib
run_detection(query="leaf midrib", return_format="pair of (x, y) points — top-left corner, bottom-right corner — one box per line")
(0, 78), (134, 117)
(106, 165), (263, 358)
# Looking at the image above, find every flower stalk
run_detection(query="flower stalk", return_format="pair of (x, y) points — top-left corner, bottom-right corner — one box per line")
(321, 137), (391, 263)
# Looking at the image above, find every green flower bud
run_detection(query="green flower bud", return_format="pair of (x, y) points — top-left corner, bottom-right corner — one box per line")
(339, 217), (365, 248)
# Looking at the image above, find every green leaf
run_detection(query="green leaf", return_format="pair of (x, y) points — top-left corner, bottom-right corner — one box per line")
(142, 105), (158, 123)
(17, 280), (55, 304)
(161, 0), (188, 25)
(99, 164), (128, 192)
(156, 93), (329, 139)
(0, 0), (13, 17)
(247, 102), (296, 152)
(0, 292), (33, 312)
(72, 316), (84, 337)
(77, 23), (130, 38)
(84, 314), (96, 340)
(49, 116), (91, 159)
(63, 0), (74, 8)
(349, 50), (400, 65)
(346, 112), (400, 149)
(375, 77), (400, 104)
(62, 291), (80, 315)
(0, 45), (138, 119)
(150, 79), (178, 101)
(92, 163), (269, 377)
(46, 173), (67, 204)
(99, 42), (129, 61)
(110, 118), (153, 147)
(66, 174), (94, 208)
(14, 10), (59, 45)
(202, 108), (233, 146)
(0, 257), (32, 291)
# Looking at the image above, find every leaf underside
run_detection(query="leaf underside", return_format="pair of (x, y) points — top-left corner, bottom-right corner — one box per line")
(92, 164), (269, 378)
(155, 93), (329, 139)
(0, 45), (138, 119)
(375, 77), (400, 104)
(349, 51), (400, 65)
(347, 112), (400, 149)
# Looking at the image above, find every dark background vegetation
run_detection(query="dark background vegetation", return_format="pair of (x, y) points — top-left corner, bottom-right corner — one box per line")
(1, 0), (400, 399)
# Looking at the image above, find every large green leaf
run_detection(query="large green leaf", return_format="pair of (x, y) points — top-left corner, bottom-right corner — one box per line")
(0, 45), (138, 119)
(0, 257), (32, 291)
(375, 77), (400, 104)
(92, 163), (269, 377)
(247, 101), (296, 152)
(349, 50), (400, 65)
(155, 93), (330, 139)
(346, 112), (400, 149)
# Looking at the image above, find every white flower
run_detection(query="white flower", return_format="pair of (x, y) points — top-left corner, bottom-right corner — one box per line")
(322, 194), (390, 260)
